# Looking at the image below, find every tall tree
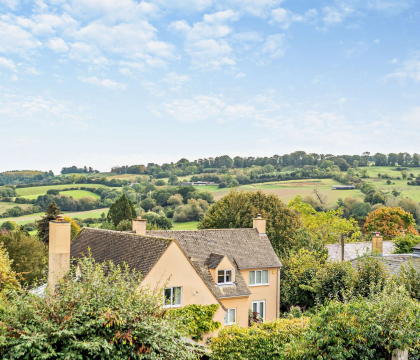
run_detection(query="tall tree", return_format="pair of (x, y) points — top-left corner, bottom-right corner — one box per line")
(107, 194), (137, 227)
(198, 189), (301, 258)
(36, 202), (61, 244)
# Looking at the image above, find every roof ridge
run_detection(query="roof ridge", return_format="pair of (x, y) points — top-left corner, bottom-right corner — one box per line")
(151, 228), (258, 232)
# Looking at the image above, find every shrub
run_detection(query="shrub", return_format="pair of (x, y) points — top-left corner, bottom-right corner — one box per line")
(115, 219), (132, 231)
(393, 234), (420, 254)
(0, 221), (17, 231)
(0, 257), (199, 359)
(352, 255), (389, 297)
(210, 318), (309, 360)
(167, 304), (221, 340)
(397, 261), (420, 300)
(155, 179), (166, 186)
(284, 287), (420, 360)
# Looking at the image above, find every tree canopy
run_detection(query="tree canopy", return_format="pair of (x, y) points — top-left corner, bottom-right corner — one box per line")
(36, 202), (61, 244)
(198, 189), (301, 257)
(107, 194), (137, 227)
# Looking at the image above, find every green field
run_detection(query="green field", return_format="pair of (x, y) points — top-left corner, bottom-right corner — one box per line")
(0, 208), (109, 227)
(360, 166), (420, 178)
(171, 221), (199, 230)
(61, 190), (101, 199)
(0, 202), (33, 213)
(16, 184), (112, 198)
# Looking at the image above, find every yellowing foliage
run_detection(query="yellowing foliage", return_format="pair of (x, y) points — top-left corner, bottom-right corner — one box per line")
(63, 217), (81, 240)
(364, 206), (418, 239)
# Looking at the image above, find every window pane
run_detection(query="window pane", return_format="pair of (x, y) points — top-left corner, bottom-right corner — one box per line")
(225, 270), (232, 283)
(249, 271), (255, 285)
(218, 270), (225, 283)
(256, 271), (262, 284)
(259, 302), (264, 318)
(173, 287), (181, 305)
(252, 302), (257, 313)
(224, 311), (228, 324)
(229, 309), (235, 324)
(262, 270), (269, 284)
(164, 288), (172, 306)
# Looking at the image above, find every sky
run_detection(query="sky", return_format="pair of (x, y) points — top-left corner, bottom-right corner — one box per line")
(1, 0), (420, 174)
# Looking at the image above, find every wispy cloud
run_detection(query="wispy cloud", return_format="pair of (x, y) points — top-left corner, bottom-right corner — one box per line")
(78, 76), (126, 90)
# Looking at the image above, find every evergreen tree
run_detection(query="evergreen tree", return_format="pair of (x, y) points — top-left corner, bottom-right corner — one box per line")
(107, 194), (137, 227)
(36, 202), (61, 244)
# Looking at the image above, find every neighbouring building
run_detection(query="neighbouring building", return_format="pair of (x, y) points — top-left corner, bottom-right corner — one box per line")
(48, 215), (281, 339)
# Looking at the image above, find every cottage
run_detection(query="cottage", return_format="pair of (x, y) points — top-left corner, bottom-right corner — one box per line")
(48, 215), (281, 338)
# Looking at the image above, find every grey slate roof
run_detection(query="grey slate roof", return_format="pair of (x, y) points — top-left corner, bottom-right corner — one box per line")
(208, 253), (226, 269)
(350, 254), (420, 275)
(326, 241), (395, 261)
(71, 228), (171, 278)
(146, 229), (281, 299)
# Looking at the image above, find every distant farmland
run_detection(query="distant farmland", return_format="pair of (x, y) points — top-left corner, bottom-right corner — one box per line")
(16, 184), (112, 198)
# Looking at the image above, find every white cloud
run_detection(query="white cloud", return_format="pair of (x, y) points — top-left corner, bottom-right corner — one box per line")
(271, 7), (317, 29)
(168, 20), (191, 33)
(235, 72), (246, 78)
(262, 34), (285, 59)
(0, 57), (17, 71)
(164, 95), (255, 122)
(78, 76), (126, 90)
(0, 21), (41, 55)
(163, 72), (189, 91)
(0, 0), (19, 10)
(214, 0), (283, 17)
(386, 53), (420, 82)
(152, 0), (212, 12)
(47, 37), (69, 52)
(232, 31), (263, 43)
(186, 39), (235, 69)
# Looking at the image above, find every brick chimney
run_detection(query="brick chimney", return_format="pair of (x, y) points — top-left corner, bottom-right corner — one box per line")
(48, 215), (71, 288)
(372, 232), (383, 255)
(253, 214), (266, 235)
(132, 216), (147, 235)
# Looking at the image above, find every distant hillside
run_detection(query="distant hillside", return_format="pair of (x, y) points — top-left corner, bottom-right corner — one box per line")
(1, 171), (44, 177)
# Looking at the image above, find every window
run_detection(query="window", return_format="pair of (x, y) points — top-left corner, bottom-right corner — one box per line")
(163, 287), (182, 308)
(252, 300), (266, 321)
(217, 269), (233, 285)
(249, 270), (269, 286)
(224, 308), (236, 325)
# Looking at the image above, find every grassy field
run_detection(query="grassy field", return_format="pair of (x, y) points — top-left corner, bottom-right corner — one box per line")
(171, 221), (199, 230)
(0, 208), (109, 227)
(61, 190), (101, 199)
(0, 202), (33, 213)
(361, 166), (420, 178)
(16, 184), (112, 198)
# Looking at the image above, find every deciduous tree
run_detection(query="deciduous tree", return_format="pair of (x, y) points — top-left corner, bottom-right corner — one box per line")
(107, 194), (137, 227)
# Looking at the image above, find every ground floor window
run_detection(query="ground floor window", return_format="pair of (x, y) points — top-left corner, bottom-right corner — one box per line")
(252, 300), (266, 321)
(163, 287), (182, 308)
(224, 308), (236, 325)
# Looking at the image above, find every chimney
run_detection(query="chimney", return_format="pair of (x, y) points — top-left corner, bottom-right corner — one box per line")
(253, 214), (266, 235)
(133, 216), (147, 236)
(372, 232), (383, 255)
(48, 215), (71, 288)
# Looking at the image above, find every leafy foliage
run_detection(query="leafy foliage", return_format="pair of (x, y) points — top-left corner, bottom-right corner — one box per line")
(0, 244), (20, 295)
(397, 261), (420, 301)
(364, 206), (419, 239)
(393, 234), (420, 254)
(63, 216), (81, 240)
(199, 189), (301, 257)
(284, 287), (420, 360)
(0, 230), (47, 285)
(107, 194), (137, 227)
(167, 304), (221, 340)
(210, 318), (309, 360)
(36, 201), (61, 244)
(0, 257), (199, 359)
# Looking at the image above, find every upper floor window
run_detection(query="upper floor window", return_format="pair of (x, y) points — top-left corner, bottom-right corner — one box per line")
(164, 286), (182, 308)
(249, 270), (269, 286)
(218, 269), (233, 285)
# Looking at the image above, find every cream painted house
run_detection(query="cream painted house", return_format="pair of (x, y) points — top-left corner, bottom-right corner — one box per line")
(49, 215), (281, 337)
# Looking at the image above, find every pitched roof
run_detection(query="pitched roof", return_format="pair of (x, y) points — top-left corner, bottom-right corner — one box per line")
(350, 254), (420, 275)
(147, 228), (281, 299)
(70, 228), (171, 278)
(208, 253), (226, 269)
(326, 241), (395, 261)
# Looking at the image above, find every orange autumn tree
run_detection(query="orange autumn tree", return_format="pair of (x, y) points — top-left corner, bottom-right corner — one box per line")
(364, 207), (418, 239)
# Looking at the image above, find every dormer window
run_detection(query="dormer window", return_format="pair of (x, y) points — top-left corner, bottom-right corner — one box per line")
(218, 269), (233, 285)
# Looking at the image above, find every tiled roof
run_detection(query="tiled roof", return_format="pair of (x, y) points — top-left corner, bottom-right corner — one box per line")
(147, 229), (281, 299)
(70, 228), (171, 278)
(208, 253), (225, 269)
(326, 241), (395, 261)
(350, 254), (420, 275)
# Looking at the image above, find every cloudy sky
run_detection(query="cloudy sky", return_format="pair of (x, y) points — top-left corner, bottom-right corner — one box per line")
(1, 0), (419, 173)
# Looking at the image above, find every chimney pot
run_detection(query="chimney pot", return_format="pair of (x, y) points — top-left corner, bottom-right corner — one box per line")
(372, 232), (383, 255)
(253, 215), (266, 235)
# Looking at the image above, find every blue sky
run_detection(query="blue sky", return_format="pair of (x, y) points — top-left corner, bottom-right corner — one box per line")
(1, 0), (419, 173)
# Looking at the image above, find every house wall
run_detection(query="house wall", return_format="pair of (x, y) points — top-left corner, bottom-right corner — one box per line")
(141, 242), (226, 338)
(213, 256), (236, 283)
(240, 268), (280, 322)
(220, 297), (249, 328)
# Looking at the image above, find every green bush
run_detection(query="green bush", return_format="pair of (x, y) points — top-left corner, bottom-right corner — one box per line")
(352, 255), (389, 297)
(0, 257), (199, 359)
(397, 261), (420, 300)
(284, 287), (420, 360)
(393, 234), (420, 254)
(210, 318), (309, 360)
(167, 304), (221, 340)
(0, 221), (17, 231)
(115, 219), (132, 231)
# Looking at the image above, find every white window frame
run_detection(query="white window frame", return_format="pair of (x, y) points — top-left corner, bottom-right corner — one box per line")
(248, 270), (269, 286)
(163, 286), (182, 308)
(217, 269), (233, 285)
(224, 308), (236, 325)
(251, 300), (266, 321)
